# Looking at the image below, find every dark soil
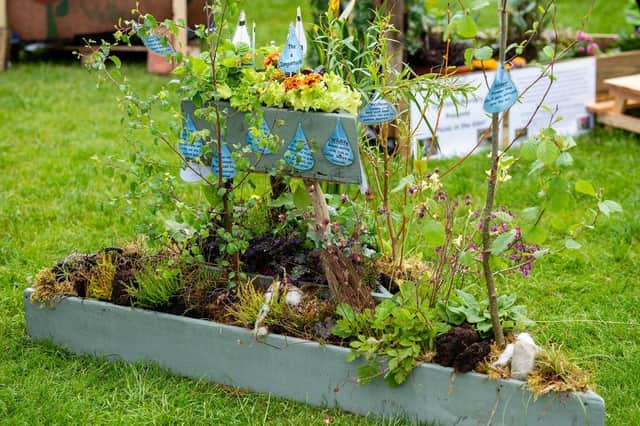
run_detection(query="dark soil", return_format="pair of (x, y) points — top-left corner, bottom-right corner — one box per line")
(407, 32), (471, 73)
(240, 232), (327, 285)
(434, 326), (490, 373)
(453, 341), (491, 373)
(111, 251), (140, 306)
(51, 252), (97, 297)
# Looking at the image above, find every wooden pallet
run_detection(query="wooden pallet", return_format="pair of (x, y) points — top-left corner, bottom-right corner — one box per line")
(587, 74), (640, 133)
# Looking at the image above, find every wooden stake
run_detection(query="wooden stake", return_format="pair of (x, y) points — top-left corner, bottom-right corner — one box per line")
(172, 0), (188, 56)
(304, 179), (375, 312)
(0, 0), (8, 72)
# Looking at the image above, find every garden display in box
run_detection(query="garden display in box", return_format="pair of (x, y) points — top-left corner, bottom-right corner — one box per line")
(25, 1), (620, 424)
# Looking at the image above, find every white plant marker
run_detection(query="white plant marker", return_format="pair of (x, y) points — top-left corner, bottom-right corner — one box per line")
(295, 6), (307, 58)
(252, 22), (256, 66)
(232, 10), (251, 47)
(511, 332), (541, 380)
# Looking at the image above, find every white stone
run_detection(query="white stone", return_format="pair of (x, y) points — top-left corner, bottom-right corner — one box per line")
(285, 286), (303, 306)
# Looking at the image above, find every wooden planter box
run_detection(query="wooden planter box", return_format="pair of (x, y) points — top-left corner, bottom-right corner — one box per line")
(24, 288), (605, 425)
(596, 50), (640, 100)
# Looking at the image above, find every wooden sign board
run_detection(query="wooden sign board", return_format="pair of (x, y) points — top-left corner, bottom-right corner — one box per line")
(181, 100), (362, 184)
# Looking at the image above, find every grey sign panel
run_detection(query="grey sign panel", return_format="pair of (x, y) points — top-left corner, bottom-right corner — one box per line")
(181, 100), (363, 184)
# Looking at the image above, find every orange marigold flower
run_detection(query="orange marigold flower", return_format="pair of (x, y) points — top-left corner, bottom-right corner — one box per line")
(302, 72), (323, 87)
(271, 70), (285, 81)
(283, 76), (304, 92)
(264, 52), (280, 67)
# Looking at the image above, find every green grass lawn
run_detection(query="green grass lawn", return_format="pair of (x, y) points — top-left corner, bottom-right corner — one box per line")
(1, 1), (639, 424)
(2, 62), (639, 425)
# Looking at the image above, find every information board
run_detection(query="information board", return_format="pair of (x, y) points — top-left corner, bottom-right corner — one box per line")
(410, 57), (596, 158)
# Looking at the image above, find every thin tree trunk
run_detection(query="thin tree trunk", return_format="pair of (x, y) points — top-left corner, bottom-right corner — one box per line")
(481, 0), (509, 348)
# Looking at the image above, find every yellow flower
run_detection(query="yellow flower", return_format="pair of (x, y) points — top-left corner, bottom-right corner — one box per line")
(328, 0), (340, 16)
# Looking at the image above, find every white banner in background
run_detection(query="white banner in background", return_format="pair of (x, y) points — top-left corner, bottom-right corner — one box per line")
(410, 56), (596, 158)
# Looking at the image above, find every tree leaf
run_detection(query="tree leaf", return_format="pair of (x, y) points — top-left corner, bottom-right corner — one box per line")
(292, 185), (311, 209)
(598, 200), (623, 217)
(474, 46), (493, 60)
(464, 48), (474, 68)
(459, 250), (475, 266)
(575, 179), (596, 197)
(555, 152), (573, 167)
(521, 206), (539, 223)
(565, 239), (581, 250)
(456, 15), (478, 38)
(391, 175), (415, 193)
(537, 139), (559, 165)
(491, 229), (517, 255)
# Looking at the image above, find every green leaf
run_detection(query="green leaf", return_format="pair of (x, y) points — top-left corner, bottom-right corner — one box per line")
(528, 159), (545, 175)
(543, 45), (555, 58)
(524, 226), (547, 244)
(555, 152), (573, 167)
(547, 178), (575, 213)
(537, 139), (559, 165)
(521, 206), (539, 223)
(459, 250), (475, 266)
(456, 15), (478, 38)
(474, 46), (493, 60)
(292, 186), (311, 209)
(575, 180), (596, 197)
(423, 220), (446, 247)
(565, 239), (581, 250)
(464, 48), (474, 68)
(391, 175), (416, 193)
(520, 139), (537, 161)
(598, 200), (623, 217)
(108, 56), (122, 68)
(491, 229), (517, 255)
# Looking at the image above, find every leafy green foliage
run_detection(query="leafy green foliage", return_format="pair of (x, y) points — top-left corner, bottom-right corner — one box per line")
(128, 263), (182, 308)
(518, 128), (622, 249)
(333, 284), (450, 386)
(437, 289), (534, 337)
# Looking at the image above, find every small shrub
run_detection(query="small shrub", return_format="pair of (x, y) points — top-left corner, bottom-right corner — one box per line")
(31, 267), (78, 307)
(225, 279), (267, 328)
(87, 252), (117, 301)
(31, 268), (58, 306)
(527, 345), (592, 396)
(128, 263), (182, 308)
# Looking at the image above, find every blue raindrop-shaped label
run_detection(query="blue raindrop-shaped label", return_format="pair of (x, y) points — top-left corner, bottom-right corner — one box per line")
(322, 119), (354, 167)
(483, 64), (519, 114)
(178, 114), (203, 160)
(279, 24), (303, 74)
(212, 143), (237, 179)
(358, 97), (397, 125)
(284, 123), (314, 171)
(246, 118), (273, 154)
(141, 33), (174, 56)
